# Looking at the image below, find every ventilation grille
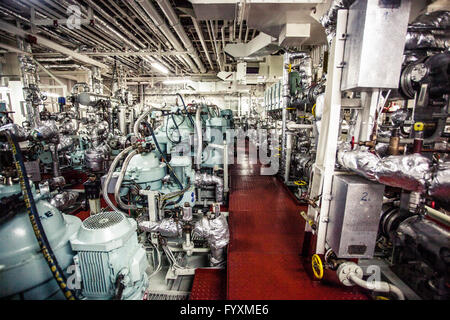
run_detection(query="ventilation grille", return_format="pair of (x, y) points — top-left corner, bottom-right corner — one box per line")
(83, 211), (124, 230)
(79, 251), (112, 297)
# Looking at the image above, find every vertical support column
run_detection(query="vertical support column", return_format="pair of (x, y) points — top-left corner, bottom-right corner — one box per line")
(358, 89), (380, 142)
(223, 140), (229, 193)
(284, 132), (293, 183)
(307, 10), (348, 255)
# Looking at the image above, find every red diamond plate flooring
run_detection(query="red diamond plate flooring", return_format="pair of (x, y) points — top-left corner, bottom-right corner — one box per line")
(189, 269), (227, 300)
(225, 145), (369, 300)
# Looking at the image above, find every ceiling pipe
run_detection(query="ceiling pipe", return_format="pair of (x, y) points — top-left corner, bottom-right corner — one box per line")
(192, 18), (214, 70)
(0, 19), (107, 69)
(155, 0), (206, 73)
(135, 0), (199, 73)
(84, 0), (147, 49)
(39, 0), (145, 70)
(209, 20), (223, 72)
(118, 0), (185, 72)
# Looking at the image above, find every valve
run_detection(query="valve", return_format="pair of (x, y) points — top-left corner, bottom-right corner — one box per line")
(311, 254), (324, 280)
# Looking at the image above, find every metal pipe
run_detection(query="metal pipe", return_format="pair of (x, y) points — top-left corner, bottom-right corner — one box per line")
(156, 0), (206, 73)
(424, 205), (450, 226)
(103, 146), (134, 213)
(192, 18), (214, 70)
(195, 105), (202, 170)
(209, 20), (223, 71)
(349, 274), (405, 300)
(114, 150), (138, 210)
(136, 0), (199, 73)
(0, 19), (107, 69)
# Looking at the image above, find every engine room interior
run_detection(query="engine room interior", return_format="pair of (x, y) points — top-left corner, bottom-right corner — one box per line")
(0, 0), (448, 305)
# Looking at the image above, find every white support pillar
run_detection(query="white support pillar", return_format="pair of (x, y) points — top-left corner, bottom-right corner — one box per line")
(307, 10), (348, 255)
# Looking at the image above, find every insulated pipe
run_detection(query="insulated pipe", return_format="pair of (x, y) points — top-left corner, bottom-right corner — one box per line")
(348, 274), (405, 300)
(84, 0), (147, 49)
(136, 0), (199, 73)
(194, 172), (224, 203)
(156, 0), (206, 73)
(191, 18), (214, 70)
(286, 122), (314, 130)
(195, 105), (203, 170)
(206, 20), (223, 70)
(114, 150), (138, 210)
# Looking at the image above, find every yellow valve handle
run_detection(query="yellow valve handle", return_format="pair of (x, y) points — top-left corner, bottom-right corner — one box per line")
(414, 122), (424, 131)
(294, 180), (307, 186)
(311, 254), (324, 280)
(375, 296), (390, 300)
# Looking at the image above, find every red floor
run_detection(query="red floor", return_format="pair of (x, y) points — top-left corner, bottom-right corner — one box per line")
(189, 269), (227, 300)
(224, 145), (369, 300)
(190, 144), (368, 299)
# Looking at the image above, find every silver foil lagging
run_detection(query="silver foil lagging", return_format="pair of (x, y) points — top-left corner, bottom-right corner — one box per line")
(194, 172), (224, 203)
(194, 215), (230, 266)
(337, 144), (431, 193)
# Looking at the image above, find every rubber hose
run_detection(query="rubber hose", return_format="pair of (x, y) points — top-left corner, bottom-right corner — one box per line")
(4, 130), (76, 300)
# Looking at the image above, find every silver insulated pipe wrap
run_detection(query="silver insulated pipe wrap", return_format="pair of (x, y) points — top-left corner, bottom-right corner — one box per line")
(429, 161), (450, 203)
(337, 144), (431, 193)
(138, 217), (182, 238)
(405, 11), (450, 50)
(194, 172), (224, 203)
(193, 215), (230, 265)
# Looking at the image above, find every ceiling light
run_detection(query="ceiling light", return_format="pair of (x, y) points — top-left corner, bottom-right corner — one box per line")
(41, 91), (60, 98)
(151, 62), (169, 74)
(163, 79), (191, 85)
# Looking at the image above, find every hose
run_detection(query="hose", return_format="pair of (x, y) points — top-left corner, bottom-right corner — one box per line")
(1, 128), (76, 300)
(165, 113), (182, 144)
(103, 146), (133, 213)
(177, 93), (194, 128)
(114, 149), (138, 210)
(349, 274), (405, 300)
(145, 122), (184, 189)
(134, 108), (152, 138)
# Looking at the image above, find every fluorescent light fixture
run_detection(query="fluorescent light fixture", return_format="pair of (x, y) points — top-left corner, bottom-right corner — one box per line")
(0, 86), (11, 93)
(162, 79), (192, 85)
(151, 62), (169, 74)
(42, 91), (60, 98)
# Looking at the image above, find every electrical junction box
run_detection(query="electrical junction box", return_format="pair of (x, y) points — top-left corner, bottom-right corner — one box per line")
(341, 0), (411, 91)
(326, 174), (385, 259)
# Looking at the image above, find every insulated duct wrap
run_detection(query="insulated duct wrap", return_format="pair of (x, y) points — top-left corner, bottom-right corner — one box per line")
(138, 217), (182, 238)
(320, 0), (354, 43)
(405, 11), (450, 50)
(193, 215), (229, 264)
(337, 145), (431, 192)
(429, 161), (450, 203)
(50, 191), (78, 210)
(194, 172), (224, 203)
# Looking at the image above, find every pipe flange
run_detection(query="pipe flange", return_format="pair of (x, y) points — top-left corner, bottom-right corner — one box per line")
(337, 262), (363, 287)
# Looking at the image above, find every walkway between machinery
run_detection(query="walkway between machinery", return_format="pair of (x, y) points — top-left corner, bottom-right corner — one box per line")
(225, 144), (368, 299)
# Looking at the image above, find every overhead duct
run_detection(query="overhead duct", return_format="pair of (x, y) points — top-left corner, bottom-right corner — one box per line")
(155, 0), (206, 73)
(224, 32), (279, 58)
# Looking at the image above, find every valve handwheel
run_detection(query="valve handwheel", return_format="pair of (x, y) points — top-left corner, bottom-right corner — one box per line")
(311, 254), (324, 280)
